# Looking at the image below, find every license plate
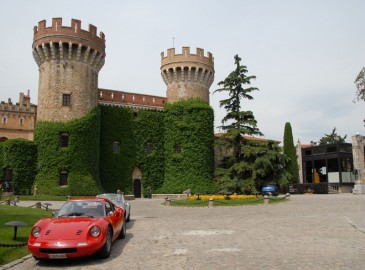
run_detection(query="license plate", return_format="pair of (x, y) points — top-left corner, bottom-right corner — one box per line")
(49, 254), (67, 259)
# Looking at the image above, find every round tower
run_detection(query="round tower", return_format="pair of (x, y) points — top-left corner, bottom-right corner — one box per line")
(32, 18), (106, 121)
(161, 47), (214, 104)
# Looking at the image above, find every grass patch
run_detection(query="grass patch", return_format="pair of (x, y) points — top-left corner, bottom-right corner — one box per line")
(0, 205), (52, 266)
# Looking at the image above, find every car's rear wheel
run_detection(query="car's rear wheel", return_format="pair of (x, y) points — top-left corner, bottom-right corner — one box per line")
(98, 227), (112, 258)
(126, 211), (130, 222)
(118, 219), (126, 239)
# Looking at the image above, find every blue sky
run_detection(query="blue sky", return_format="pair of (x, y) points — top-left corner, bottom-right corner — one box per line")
(0, 0), (364, 144)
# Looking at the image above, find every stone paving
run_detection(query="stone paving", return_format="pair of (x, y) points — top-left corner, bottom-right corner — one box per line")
(2, 194), (365, 270)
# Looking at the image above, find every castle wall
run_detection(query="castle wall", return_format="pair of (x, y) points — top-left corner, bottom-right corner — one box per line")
(0, 94), (36, 141)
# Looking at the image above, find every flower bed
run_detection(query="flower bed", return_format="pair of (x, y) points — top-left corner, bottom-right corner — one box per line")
(187, 194), (258, 200)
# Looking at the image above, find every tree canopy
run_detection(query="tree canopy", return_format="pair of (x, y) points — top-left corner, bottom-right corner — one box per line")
(319, 127), (347, 145)
(354, 67), (365, 102)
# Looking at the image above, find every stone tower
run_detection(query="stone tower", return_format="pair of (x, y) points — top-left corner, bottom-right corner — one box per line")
(32, 18), (106, 122)
(161, 47), (214, 104)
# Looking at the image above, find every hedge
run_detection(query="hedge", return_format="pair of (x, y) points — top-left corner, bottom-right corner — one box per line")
(1, 139), (37, 194)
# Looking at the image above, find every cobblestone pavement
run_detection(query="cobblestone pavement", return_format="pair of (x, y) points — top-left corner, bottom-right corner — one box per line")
(2, 194), (365, 270)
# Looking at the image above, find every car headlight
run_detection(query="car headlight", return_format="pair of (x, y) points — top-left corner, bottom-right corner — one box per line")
(90, 225), (101, 237)
(32, 226), (41, 238)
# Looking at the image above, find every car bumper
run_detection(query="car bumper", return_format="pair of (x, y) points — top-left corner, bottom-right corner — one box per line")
(28, 238), (105, 259)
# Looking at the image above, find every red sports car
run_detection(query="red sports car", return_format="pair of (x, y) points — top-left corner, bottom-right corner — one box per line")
(28, 198), (126, 259)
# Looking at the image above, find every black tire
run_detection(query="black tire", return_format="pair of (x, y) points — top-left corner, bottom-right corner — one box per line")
(98, 227), (112, 258)
(118, 219), (126, 239)
(126, 211), (130, 222)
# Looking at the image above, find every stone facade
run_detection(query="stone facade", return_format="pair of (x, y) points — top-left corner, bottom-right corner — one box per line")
(0, 92), (37, 141)
(352, 134), (365, 194)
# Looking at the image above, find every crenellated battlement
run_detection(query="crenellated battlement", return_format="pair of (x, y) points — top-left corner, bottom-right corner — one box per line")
(32, 18), (106, 72)
(160, 47), (215, 104)
(33, 18), (105, 54)
(161, 47), (214, 70)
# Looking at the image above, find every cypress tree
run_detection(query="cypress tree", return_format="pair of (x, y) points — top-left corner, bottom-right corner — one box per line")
(283, 122), (299, 183)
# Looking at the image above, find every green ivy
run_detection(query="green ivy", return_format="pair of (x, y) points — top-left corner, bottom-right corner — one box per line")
(162, 99), (214, 194)
(134, 110), (165, 195)
(99, 105), (136, 194)
(1, 139), (37, 194)
(33, 107), (102, 196)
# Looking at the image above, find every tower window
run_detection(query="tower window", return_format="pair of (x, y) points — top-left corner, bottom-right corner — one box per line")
(60, 133), (69, 147)
(19, 118), (24, 125)
(113, 141), (120, 153)
(2, 117), (7, 124)
(59, 171), (68, 186)
(62, 94), (71, 106)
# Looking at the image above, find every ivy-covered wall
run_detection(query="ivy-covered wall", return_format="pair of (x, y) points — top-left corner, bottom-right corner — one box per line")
(99, 105), (136, 194)
(134, 110), (165, 195)
(1, 139), (37, 194)
(0, 143), (4, 181)
(162, 99), (215, 194)
(34, 107), (102, 195)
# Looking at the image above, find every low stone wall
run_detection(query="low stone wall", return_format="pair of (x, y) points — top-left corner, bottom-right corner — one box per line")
(152, 194), (188, 200)
(125, 195), (135, 200)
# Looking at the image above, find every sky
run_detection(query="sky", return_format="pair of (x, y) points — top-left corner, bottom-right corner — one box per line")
(0, 0), (364, 144)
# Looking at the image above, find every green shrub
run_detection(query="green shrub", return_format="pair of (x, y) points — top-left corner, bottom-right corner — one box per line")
(1, 139), (37, 194)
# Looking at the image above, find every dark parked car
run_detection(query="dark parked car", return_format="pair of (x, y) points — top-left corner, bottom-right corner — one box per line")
(261, 185), (278, 196)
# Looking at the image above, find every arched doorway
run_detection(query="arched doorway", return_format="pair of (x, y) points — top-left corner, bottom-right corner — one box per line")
(134, 179), (142, 198)
(132, 167), (142, 198)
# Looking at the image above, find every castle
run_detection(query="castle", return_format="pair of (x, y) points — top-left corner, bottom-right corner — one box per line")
(29, 18), (215, 197)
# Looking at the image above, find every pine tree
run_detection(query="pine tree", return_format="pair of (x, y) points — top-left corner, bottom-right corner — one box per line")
(214, 55), (262, 193)
(283, 122), (299, 184)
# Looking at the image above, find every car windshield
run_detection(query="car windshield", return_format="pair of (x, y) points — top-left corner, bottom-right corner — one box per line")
(57, 201), (104, 217)
(97, 194), (125, 204)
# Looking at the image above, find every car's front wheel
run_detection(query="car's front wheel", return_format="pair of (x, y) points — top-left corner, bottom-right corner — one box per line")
(98, 227), (112, 258)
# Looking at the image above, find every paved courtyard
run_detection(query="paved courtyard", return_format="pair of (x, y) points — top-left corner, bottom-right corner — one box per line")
(2, 194), (365, 270)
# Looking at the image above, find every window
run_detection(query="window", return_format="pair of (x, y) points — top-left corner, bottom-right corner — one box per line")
(2, 117), (7, 124)
(146, 143), (153, 153)
(19, 118), (24, 125)
(60, 133), (69, 147)
(113, 141), (120, 153)
(59, 171), (68, 186)
(62, 94), (71, 106)
(175, 144), (182, 153)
